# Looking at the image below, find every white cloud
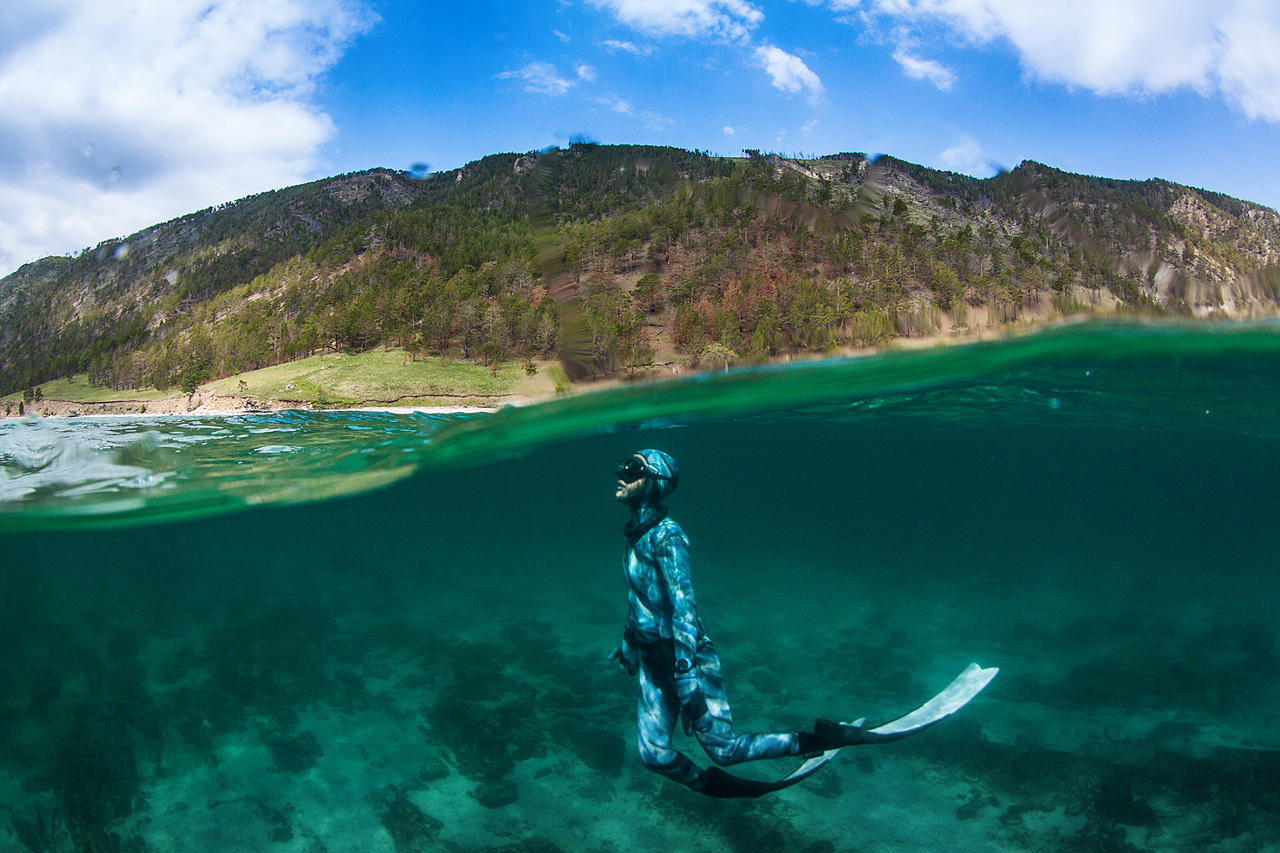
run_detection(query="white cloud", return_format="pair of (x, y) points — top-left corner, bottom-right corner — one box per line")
(0, 0), (376, 276)
(1214, 2), (1280, 120)
(936, 133), (998, 175)
(842, 0), (1280, 121)
(496, 61), (576, 95)
(602, 39), (656, 55)
(801, 118), (819, 136)
(577, 63), (597, 81)
(553, 29), (571, 42)
(723, 125), (736, 135)
(642, 111), (675, 131)
(891, 43), (956, 89)
(594, 94), (669, 130)
(754, 45), (824, 101)
(587, 0), (764, 41)
(591, 0), (835, 107)
(596, 94), (634, 113)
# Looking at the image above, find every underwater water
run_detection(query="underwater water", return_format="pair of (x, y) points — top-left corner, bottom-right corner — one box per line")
(2, 319), (1280, 852)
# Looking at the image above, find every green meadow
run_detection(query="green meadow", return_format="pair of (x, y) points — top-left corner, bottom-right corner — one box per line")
(4, 349), (563, 410)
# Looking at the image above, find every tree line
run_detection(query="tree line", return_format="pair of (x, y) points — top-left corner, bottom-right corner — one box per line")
(4, 143), (1276, 398)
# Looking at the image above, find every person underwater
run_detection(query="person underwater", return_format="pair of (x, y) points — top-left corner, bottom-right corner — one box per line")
(609, 449), (998, 799)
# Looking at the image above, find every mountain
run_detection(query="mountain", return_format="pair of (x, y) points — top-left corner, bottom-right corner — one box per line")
(2, 143), (1278, 397)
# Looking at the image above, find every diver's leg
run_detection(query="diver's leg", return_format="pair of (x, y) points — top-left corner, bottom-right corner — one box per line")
(691, 639), (801, 766)
(636, 655), (703, 787)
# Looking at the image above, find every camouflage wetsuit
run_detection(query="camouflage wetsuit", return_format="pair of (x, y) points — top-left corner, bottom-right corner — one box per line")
(616, 450), (802, 791)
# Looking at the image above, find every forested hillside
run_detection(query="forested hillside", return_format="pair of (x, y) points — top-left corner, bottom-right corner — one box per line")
(2, 143), (1279, 397)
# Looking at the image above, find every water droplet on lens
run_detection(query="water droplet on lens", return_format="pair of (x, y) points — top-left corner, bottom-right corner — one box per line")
(1049, 398), (1061, 410)
(113, 242), (129, 260)
(108, 166), (121, 183)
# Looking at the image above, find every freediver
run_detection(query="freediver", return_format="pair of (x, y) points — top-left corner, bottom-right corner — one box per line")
(608, 449), (997, 799)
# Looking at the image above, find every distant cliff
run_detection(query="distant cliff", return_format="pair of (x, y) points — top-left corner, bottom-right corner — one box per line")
(2, 143), (1278, 396)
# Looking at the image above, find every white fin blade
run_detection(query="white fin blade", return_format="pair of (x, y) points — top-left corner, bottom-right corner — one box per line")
(869, 663), (998, 736)
(781, 751), (837, 783)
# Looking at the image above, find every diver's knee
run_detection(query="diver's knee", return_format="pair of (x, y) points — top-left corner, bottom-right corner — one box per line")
(638, 740), (681, 773)
(697, 736), (742, 767)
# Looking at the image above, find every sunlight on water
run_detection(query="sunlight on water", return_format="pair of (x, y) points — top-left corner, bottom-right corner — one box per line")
(0, 411), (457, 529)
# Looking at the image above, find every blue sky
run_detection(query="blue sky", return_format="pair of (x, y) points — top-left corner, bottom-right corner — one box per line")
(2, 0), (1280, 276)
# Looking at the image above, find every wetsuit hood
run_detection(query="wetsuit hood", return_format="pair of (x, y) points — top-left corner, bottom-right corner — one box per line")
(623, 449), (679, 543)
(635, 449), (679, 508)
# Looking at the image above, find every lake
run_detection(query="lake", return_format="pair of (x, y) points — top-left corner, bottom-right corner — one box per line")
(2, 318), (1279, 852)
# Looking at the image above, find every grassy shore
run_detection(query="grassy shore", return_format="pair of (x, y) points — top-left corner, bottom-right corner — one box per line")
(199, 349), (559, 406)
(0, 316), (1113, 418)
(1, 349), (564, 416)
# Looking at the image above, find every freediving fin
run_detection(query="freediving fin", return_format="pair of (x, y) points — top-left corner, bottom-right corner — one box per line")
(817, 662), (999, 746)
(867, 662), (997, 738)
(699, 755), (837, 799)
(693, 663), (997, 799)
(700, 766), (793, 798)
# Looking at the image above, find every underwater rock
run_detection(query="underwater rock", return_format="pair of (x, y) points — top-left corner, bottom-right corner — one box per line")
(1197, 621), (1276, 661)
(956, 789), (1000, 821)
(9, 797), (71, 853)
(1068, 821), (1143, 852)
(897, 716), (1092, 800)
(1140, 745), (1280, 830)
(266, 729), (324, 772)
(334, 668), (365, 690)
(998, 671), (1054, 704)
(482, 839), (565, 853)
(747, 668), (781, 694)
(197, 602), (349, 732)
(53, 709), (144, 852)
(257, 801), (296, 843)
(998, 802), (1053, 826)
(417, 756), (451, 782)
(723, 821), (786, 853)
(473, 778), (519, 809)
(379, 790), (443, 853)
(803, 766), (843, 799)
(423, 683), (541, 779)
(553, 723), (624, 775)
(1063, 656), (1214, 711)
(1094, 775), (1159, 829)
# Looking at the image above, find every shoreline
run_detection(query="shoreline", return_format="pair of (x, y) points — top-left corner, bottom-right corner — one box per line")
(4, 314), (1266, 423)
(0, 392), (519, 421)
(0, 400), (508, 421)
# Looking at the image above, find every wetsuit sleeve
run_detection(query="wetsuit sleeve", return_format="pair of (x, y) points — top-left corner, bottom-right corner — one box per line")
(655, 527), (700, 697)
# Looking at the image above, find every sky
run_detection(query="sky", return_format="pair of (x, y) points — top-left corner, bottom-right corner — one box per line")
(2, 0), (1280, 277)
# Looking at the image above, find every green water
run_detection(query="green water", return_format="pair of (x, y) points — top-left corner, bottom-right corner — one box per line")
(2, 319), (1280, 851)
